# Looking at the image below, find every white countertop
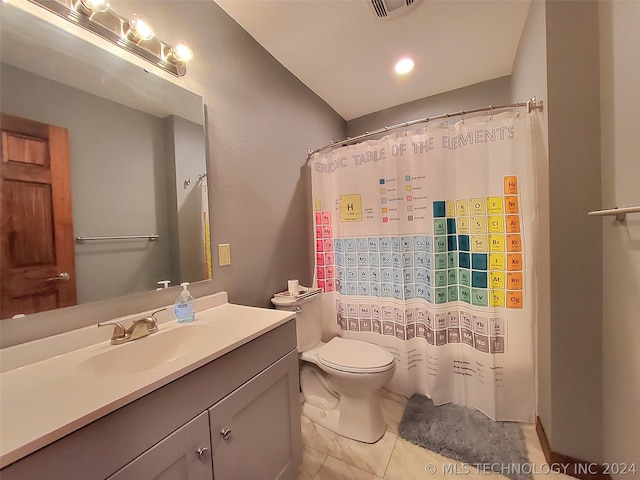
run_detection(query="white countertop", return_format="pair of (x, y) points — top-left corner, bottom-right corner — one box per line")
(0, 293), (295, 468)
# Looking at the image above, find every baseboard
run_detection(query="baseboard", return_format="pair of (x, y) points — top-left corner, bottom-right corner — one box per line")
(536, 417), (611, 480)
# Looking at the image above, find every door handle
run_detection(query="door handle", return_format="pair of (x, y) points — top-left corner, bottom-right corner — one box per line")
(221, 428), (232, 441)
(47, 272), (70, 282)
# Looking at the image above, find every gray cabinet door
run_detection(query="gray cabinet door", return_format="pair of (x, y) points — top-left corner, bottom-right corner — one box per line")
(109, 412), (213, 480)
(209, 351), (301, 480)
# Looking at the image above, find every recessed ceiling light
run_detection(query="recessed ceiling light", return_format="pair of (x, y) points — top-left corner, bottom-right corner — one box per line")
(395, 57), (415, 75)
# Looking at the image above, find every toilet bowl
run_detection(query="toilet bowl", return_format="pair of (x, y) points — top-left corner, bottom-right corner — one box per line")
(272, 290), (395, 443)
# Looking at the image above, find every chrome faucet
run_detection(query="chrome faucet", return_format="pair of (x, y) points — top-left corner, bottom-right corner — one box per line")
(98, 309), (165, 345)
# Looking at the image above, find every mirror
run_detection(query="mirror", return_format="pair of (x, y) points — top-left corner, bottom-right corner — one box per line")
(0, 2), (211, 320)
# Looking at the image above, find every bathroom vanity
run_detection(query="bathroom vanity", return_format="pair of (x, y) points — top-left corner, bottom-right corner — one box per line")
(0, 293), (301, 479)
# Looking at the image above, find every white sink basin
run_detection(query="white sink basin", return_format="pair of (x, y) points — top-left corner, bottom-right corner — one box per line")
(78, 324), (224, 377)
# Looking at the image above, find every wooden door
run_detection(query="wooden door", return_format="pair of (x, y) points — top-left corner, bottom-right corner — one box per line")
(0, 113), (77, 319)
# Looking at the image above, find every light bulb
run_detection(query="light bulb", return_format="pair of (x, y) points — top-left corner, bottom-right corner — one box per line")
(395, 57), (415, 75)
(168, 43), (194, 63)
(75, 0), (109, 15)
(128, 13), (154, 41)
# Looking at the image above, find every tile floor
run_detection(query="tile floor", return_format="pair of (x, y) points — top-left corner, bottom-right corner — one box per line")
(296, 389), (574, 480)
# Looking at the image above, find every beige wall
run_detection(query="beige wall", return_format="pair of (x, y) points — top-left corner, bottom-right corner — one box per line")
(599, 0), (640, 472)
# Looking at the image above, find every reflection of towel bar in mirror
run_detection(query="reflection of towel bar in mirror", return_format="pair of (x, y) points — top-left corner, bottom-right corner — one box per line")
(76, 234), (160, 243)
(588, 205), (640, 222)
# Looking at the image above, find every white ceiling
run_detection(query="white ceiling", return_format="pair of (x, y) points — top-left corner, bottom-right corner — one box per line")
(215, 0), (531, 121)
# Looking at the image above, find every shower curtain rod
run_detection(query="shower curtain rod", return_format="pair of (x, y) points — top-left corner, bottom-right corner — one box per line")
(306, 96), (543, 160)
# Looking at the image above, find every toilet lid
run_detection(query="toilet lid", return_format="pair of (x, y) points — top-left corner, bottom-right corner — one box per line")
(317, 337), (395, 373)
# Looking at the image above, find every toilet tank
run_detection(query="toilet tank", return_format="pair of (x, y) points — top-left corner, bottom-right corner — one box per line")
(271, 292), (322, 352)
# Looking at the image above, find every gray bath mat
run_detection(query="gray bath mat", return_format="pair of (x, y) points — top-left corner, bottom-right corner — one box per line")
(398, 394), (531, 480)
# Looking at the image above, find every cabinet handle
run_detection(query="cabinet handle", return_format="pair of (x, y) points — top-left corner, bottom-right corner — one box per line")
(221, 428), (232, 440)
(196, 447), (208, 459)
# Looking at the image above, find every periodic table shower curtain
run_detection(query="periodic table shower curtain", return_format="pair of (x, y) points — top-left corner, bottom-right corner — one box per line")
(311, 112), (537, 422)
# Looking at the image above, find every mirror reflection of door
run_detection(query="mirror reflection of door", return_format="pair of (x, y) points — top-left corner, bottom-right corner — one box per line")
(0, 113), (77, 319)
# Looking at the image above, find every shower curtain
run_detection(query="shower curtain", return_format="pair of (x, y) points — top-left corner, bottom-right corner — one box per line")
(311, 112), (537, 422)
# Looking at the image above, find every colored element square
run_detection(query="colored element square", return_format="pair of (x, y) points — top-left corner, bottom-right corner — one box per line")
(433, 201), (446, 218)
(315, 212), (322, 224)
(381, 198), (387, 204)
(458, 235), (470, 252)
(507, 253), (523, 271)
(459, 252), (471, 269)
(380, 179), (386, 184)
(405, 175), (411, 181)
(490, 272), (505, 289)
(407, 195), (412, 201)
(425, 237), (433, 253)
(406, 185), (412, 191)
(489, 234), (505, 252)
(507, 234), (522, 252)
(447, 235), (457, 251)
(340, 194), (363, 222)
(382, 207), (388, 213)
(435, 288), (448, 304)
(459, 268), (471, 286)
(435, 254), (448, 270)
(407, 215), (414, 221)
(470, 198), (486, 215)
(434, 236), (447, 253)
(448, 286), (458, 302)
(507, 272), (523, 290)
(487, 196), (504, 214)
(488, 216), (505, 233)
(316, 254), (325, 266)
(507, 291), (523, 308)
(315, 201), (322, 212)
(506, 215), (521, 233)
(407, 205), (413, 211)
(434, 270), (447, 287)
(456, 199), (469, 216)
(489, 253), (506, 271)
(316, 226), (323, 238)
(322, 212), (332, 224)
(471, 217), (487, 234)
(448, 269), (458, 285)
(323, 226), (333, 237)
(459, 286), (471, 303)
(472, 271), (488, 288)
(383, 217), (389, 223)
(505, 196), (519, 214)
(446, 201), (456, 218)
(490, 290), (506, 307)
(434, 219), (447, 235)
(471, 235), (488, 252)
(458, 217), (470, 234)
(447, 252), (457, 268)
(471, 253), (488, 270)
(316, 240), (324, 252)
(447, 218), (457, 234)
(504, 176), (518, 194)
(471, 289), (488, 307)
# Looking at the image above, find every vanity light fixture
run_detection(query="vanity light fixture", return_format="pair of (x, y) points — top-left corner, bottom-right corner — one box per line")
(26, 0), (193, 77)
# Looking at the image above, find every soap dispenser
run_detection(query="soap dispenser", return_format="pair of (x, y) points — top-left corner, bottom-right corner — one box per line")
(174, 282), (195, 323)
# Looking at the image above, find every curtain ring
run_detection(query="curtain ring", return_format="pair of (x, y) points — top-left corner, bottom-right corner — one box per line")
(489, 105), (494, 121)
(460, 110), (465, 124)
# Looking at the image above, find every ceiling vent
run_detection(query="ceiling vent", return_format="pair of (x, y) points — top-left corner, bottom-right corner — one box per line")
(368, 0), (418, 19)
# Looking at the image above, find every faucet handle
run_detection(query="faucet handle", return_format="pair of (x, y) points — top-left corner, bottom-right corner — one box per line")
(97, 321), (126, 339)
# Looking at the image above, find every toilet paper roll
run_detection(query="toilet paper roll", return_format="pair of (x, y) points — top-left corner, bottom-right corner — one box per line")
(288, 279), (299, 297)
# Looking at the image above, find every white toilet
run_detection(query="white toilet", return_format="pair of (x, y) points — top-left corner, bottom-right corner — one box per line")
(272, 290), (395, 443)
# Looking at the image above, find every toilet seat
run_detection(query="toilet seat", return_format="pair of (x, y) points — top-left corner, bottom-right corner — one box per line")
(318, 337), (395, 374)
